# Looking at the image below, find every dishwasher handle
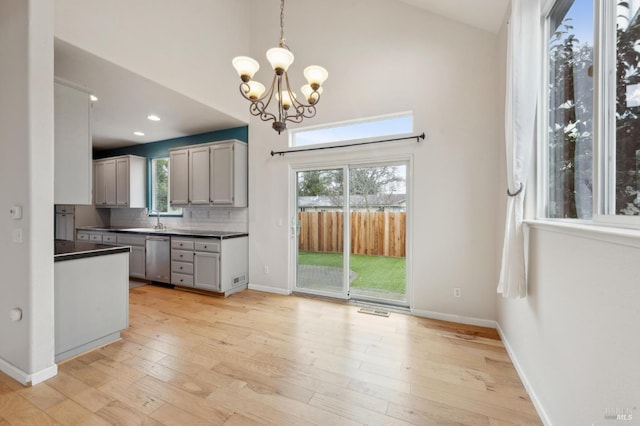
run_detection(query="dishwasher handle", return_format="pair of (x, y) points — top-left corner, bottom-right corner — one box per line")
(146, 236), (170, 242)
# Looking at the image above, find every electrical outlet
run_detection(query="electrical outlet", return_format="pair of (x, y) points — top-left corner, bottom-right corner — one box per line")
(453, 287), (461, 298)
(263, 265), (270, 274)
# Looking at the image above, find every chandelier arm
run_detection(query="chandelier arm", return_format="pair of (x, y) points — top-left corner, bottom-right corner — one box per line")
(283, 72), (316, 110)
(285, 104), (316, 123)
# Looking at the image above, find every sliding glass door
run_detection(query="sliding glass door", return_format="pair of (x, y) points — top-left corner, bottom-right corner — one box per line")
(348, 165), (407, 304)
(294, 162), (408, 307)
(295, 168), (349, 298)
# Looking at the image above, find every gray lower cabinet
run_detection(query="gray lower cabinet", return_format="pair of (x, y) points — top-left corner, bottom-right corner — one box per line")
(117, 234), (146, 279)
(171, 236), (247, 294)
(193, 251), (220, 292)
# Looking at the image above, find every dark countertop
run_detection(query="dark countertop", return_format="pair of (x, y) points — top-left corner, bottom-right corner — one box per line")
(55, 240), (131, 262)
(76, 226), (248, 239)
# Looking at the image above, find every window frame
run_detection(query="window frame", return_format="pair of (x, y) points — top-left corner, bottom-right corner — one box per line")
(148, 156), (183, 217)
(538, 0), (640, 230)
(288, 111), (414, 150)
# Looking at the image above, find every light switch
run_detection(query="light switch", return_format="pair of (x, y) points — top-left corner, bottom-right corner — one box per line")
(12, 228), (22, 243)
(9, 205), (22, 219)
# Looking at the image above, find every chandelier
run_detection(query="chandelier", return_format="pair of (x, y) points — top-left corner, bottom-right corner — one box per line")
(232, 0), (328, 134)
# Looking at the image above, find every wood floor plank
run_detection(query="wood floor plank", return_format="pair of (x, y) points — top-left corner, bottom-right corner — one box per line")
(97, 377), (165, 415)
(148, 402), (212, 426)
(0, 393), (59, 426)
(0, 285), (541, 425)
(95, 400), (164, 426)
(18, 383), (67, 411)
(46, 399), (102, 425)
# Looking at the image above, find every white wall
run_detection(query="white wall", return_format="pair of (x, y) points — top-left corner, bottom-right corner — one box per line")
(53, 0), (251, 123)
(495, 9), (640, 425)
(247, 0), (504, 322)
(0, 0), (57, 385)
(498, 227), (640, 425)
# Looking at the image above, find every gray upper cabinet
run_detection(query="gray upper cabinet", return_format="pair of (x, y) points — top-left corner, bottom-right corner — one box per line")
(94, 155), (146, 208)
(54, 79), (92, 205)
(169, 140), (247, 208)
(188, 146), (211, 205)
(169, 149), (189, 205)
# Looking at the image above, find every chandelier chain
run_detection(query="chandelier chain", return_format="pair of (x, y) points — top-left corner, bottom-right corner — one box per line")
(279, 0), (288, 49)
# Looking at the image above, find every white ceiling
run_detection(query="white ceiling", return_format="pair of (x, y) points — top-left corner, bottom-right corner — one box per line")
(54, 39), (245, 151)
(396, 0), (509, 34)
(53, 0), (509, 151)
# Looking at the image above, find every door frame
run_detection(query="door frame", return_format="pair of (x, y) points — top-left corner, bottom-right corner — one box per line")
(288, 156), (413, 308)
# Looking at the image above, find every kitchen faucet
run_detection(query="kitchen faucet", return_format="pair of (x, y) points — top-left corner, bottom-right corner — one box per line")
(149, 209), (164, 230)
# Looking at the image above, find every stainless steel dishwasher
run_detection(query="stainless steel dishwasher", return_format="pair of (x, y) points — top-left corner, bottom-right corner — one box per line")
(145, 236), (171, 284)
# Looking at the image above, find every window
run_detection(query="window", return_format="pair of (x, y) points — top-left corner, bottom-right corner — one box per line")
(290, 112), (413, 148)
(150, 157), (182, 215)
(545, 0), (594, 219)
(612, 1), (640, 216)
(542, 0), (640, 224)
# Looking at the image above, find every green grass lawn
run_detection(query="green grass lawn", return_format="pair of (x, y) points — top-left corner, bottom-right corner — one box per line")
(298, 251), (406, 293)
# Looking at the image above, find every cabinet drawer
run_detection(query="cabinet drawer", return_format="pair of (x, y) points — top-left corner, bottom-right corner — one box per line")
(171, 261), (193, 274)
(172, 239), (194, 250)
(194, 240), (220, 253)
(172, 273), (193, 286)
(89, 234), (103, 243)
(117, 235), (146, 246)
(77, 232), (89, 241)
(103, 234), (117, 244)
(171, 249), (194, 263)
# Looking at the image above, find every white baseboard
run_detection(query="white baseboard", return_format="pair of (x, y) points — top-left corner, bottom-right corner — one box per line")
(411, 308), (497, 328)
(0, 358), (57, 386)
(496, 323), (551, 426)
(248, 283), (291, 295)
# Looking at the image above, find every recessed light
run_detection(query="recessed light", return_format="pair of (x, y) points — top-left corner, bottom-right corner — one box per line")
(133, 131), (145, 136)
(147, 114), (161, 121)
(90, 94), (98, 102)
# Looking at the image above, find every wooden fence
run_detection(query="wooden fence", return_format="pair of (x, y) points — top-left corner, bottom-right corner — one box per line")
(298, 212), (406, 258)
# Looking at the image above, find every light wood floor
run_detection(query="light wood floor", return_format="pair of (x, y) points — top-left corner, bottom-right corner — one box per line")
(0, 285), (541, 425)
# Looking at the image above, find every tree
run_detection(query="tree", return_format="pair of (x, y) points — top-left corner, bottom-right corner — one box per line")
(154, 159), (169, 212)
(549, 2), (640, 217)
(615, 4), (640, 215)
(297, 167), (405, 211)
(297, 170), (330, 196)
(324, 167), (405, 211)
(548, 19), (594, 218)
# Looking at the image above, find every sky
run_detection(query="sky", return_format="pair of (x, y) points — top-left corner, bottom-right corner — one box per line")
(562, 0), (594, 47)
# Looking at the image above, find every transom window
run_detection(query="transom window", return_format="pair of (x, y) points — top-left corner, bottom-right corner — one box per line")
(289, 112), (413, 148)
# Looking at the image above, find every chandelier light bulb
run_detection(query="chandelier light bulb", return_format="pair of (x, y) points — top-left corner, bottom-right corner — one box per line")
(301, 84), (323, 104)
(304, 65), (328, 89)
(277, 91), (296, 109)
(266, 47), (295, 74)
(232, 56), (260, 82)
(243, 81), (266, 100)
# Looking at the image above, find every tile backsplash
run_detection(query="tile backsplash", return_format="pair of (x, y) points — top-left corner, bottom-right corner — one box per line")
(110, 207), (248, 233)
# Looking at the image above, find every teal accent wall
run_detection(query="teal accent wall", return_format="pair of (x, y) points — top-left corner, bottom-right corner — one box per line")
(93, 126), (248, 159)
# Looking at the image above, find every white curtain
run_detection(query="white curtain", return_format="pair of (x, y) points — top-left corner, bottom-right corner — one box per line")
(497, 0), (541, 299)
